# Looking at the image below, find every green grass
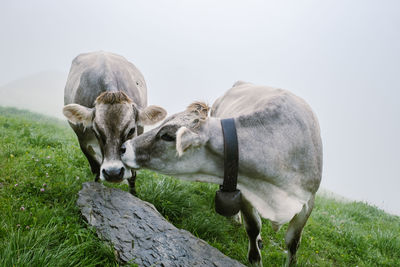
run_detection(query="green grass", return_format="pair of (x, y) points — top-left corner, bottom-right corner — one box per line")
(1, 106), (399, 266)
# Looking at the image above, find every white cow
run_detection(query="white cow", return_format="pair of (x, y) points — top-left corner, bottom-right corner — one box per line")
(63, 51), (167, 194)
(121, 81), (323, 266)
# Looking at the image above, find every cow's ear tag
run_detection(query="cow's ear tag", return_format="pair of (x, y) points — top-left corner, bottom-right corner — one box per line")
(215, 189), (242, 217)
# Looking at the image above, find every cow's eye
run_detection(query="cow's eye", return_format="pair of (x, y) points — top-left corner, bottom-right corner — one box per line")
(161, 133), (176, 142)
(127, 127), (136, 138)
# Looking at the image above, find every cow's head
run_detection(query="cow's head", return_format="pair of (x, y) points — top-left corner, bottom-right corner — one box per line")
(63, 91), (167, 182)
(120, 102), (222, 175)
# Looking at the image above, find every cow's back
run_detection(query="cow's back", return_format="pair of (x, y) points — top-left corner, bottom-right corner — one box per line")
(211, 82), (288, 118)
(211, 81), (322, 182)
(211, 82), (323, 224)
(64, 51), (147, 108)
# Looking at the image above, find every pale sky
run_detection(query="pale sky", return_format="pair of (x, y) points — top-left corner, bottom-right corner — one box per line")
(1, 0), (399, 215)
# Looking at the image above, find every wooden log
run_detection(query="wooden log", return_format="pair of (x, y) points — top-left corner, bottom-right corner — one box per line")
(77, 182), (245, 267)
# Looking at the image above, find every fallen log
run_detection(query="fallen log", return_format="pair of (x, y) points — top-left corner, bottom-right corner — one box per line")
(77, 182), (245, 267)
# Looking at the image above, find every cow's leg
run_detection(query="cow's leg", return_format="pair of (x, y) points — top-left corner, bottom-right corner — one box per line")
(70, 123), (101, 181)
(285, 195), (315, 267)
(127, 170), (137, 195)
(241, 197), (263, 266)
(127, 127), (143, 195)
(230, 212), (242, 225)
(78, 142), (100, 181)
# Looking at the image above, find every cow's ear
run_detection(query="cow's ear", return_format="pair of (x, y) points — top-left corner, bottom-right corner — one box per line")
(63, 104), (94, 127)
(138, 105), (167, 126)
(176, 127), (203, 157)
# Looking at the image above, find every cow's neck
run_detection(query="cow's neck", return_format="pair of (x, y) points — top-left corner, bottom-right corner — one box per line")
(206, 117), (225, 158)
(191, 117), (225, 180)
(175, 117), (240, 186)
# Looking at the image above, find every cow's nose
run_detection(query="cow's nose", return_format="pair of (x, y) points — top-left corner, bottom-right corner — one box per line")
(102, 167), (124, 182)
(121, 141), (140, 169)
(120, 143), (126, 155)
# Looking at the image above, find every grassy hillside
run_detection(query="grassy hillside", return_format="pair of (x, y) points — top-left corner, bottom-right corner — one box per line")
(1, 106), (399, 266)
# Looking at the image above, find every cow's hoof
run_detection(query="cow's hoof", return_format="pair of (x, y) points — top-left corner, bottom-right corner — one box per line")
(248, 249), (262, 266)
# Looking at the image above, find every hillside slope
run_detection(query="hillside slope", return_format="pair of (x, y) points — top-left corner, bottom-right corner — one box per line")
(0, 71), (67, 119)
(0, 106), (399, 266)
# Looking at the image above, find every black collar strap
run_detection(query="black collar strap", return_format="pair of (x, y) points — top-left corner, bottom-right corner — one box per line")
(220, 118), (239, 192)
(215, 118), (242, 217)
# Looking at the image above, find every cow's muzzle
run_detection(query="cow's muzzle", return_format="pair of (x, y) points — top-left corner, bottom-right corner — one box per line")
(100, 160), (131, 183)
(120, 141), (140, 169)
(102, 166), (124, 182)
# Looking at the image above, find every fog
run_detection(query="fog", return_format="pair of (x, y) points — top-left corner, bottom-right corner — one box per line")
(1, 1), (399, 215)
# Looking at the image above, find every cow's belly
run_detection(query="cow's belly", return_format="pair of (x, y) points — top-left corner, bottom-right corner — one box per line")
(237, 175), (312, 226)
(173, 172), (311, 227)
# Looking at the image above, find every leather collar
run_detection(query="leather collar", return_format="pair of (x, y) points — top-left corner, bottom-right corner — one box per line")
(220, 118), (239, 192)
